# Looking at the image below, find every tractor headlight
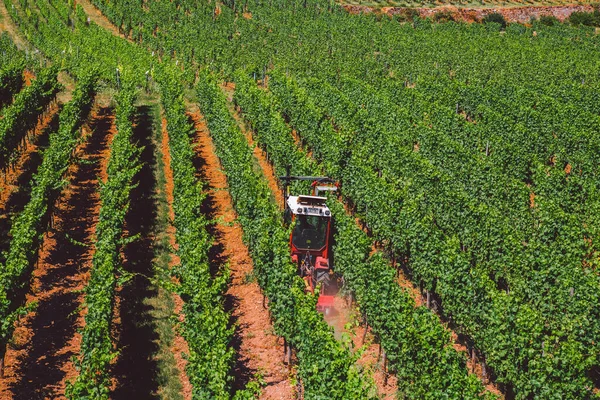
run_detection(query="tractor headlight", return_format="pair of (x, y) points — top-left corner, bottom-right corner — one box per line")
(324, 210), (330, 216)
(297, 208), (303, 213)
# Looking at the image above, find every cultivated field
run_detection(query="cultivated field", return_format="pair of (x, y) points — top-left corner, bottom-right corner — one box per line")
(0, 0), (599, 399)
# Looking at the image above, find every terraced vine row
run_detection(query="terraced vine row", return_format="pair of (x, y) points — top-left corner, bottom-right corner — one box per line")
(0, 33), (25, 108)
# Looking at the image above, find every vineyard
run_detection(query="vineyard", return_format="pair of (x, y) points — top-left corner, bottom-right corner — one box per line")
(0, 0), (599, 398)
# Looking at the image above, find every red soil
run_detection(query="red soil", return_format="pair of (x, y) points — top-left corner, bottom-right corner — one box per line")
(0, 104), (116, 399)
(187, 107), (294, 400)
(326, 296), (399, 399)
(451, 331), (504, 397)
(0, 101), (59, 211)
(344, 4), (595, 23)
(22, 70), (35, 87)
(161, 117), (193, 400)
(74, 0), (130, 41)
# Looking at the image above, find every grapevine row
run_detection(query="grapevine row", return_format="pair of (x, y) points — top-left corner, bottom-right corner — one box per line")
(0, 33), (25, 109)
(0, 71), (97, 371)
(4, 0), (157, 86)
(66, 79), (141, 399)
(0, 63), (24, 109)
(196, 70), (376, 399)
(158, 67), (259, 399)
(232, 71), (493, 399)
(0, 66), (60, 170)
(268, 71), (598, 398)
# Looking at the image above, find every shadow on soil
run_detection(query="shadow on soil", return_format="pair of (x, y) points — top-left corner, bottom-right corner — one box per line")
(8, 106), (111, 400)
(0, 109), (59, 263)
(189, 113), (254, 394)
(111, 105), (160, 400)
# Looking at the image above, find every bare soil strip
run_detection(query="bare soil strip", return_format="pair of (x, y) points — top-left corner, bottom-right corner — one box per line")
(0, 104), (116, 400)
(160, 116), (192, 400)
(187, 106), (294, 400)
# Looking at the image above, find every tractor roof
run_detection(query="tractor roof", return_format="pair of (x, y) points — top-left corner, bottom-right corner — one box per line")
(287, 195), (331, 217)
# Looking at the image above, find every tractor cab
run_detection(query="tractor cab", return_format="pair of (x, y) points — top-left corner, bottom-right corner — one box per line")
(280, 170), (337, 313)
(288, 195), (331, 252)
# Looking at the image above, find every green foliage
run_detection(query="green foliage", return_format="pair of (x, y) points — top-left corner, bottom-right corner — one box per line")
(197, 70), (375, 399)
(6, 0), (600, 397)
(98, 0), (600, 395)
(0, 67), (61, 169)
(482, 12), (507, 29)
(0, 70), (97, 359)
(157, 66), (240, 399)
(539, 15), (560, 26)
(0, 63), (25, 108)
(0, 33), (26, 109)
(66, 77), (141, 399)
(568, 10), (600, 26)
(3, 0), (156, 86)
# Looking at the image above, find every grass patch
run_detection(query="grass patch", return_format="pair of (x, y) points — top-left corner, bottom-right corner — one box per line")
(146, 100), (186, 400)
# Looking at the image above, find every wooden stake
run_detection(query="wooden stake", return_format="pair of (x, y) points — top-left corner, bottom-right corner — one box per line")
(482, 361), (488, 383)
(0, 346), (5, 378)
(382, 350), (388, 385)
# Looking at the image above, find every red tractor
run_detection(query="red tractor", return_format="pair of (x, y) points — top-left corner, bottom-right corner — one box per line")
(280, 170), (338, 314)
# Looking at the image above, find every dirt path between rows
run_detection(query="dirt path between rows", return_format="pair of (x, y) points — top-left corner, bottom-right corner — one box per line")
(74, 0), (130, 42)
(110, 105), (163, 399)
(0, 102), (61, 257)
(160, 116), (193, 400)
(0, 103), (116, 399)
(187, 106), (294, 400)
(0, 0), (32, 51)
(219, 84), (398, 398)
